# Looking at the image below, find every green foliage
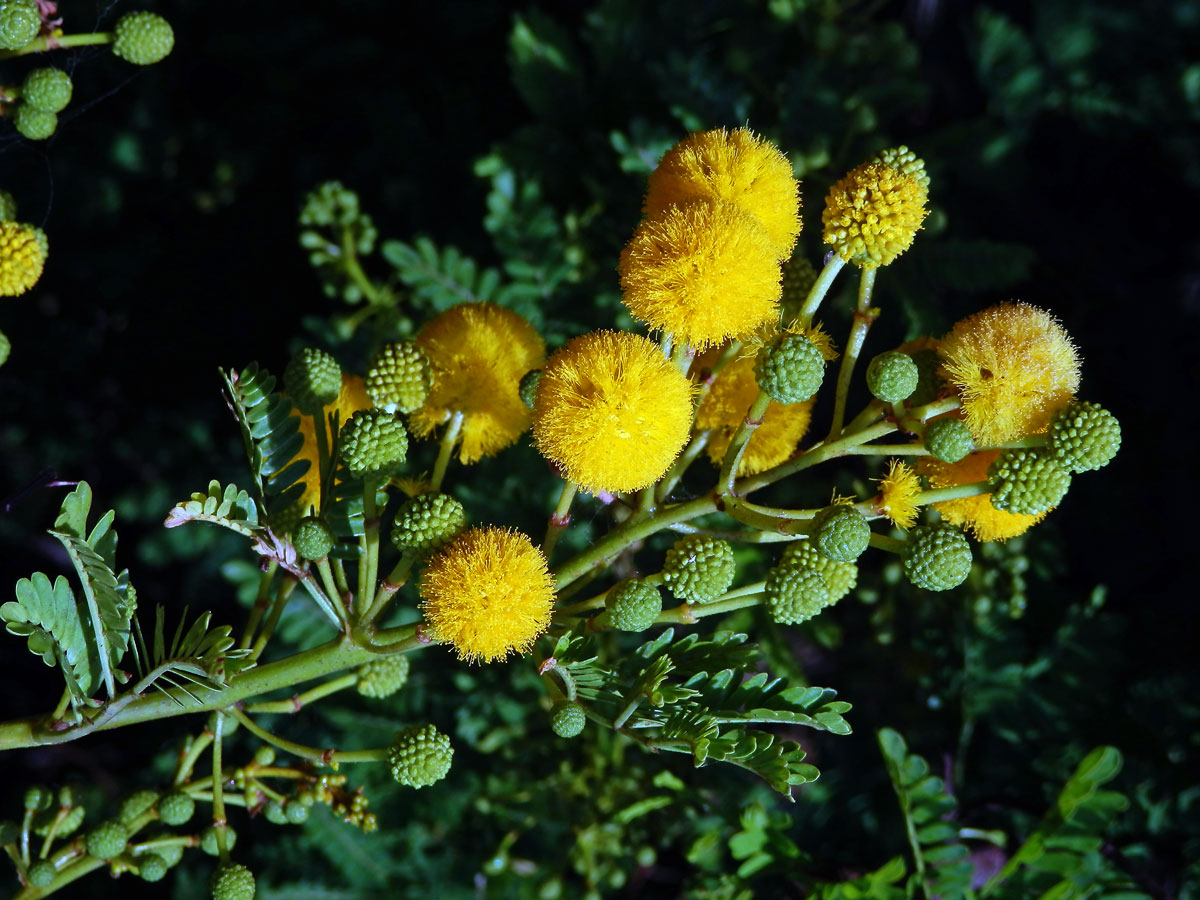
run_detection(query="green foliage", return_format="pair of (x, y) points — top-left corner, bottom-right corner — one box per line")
(165, 480), (260, 538)
(129, 605), (254, 706)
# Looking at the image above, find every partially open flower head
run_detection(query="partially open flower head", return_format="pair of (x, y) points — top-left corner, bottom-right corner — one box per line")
(939, 302), (1080, 445)
(410, 303), (545, 464)
(876, 459), (921, 529)
(643, 127), (802, 261)
(822, 158), (928, 268)
(696, 351), (814, 476)
(533, 331), (693, 493)
(0, 221), (47, 296)
(918, 449), (1046, 542)
(419, 527), (555, 664)
(619, 199), (782, 348)
(288, 374), (373, 517)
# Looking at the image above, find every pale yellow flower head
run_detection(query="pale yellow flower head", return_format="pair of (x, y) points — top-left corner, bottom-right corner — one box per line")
(420, 526), (555, 664)
(695, 351), (813, 476)
(939, 302), (1080, 446)
(533, 331), (693, 494)
(918, 448), (1045, 542)
(822, 159), (928, 268)
(410, 303), (545, 464)
(876, 459), (921, 529)
(643, 127), (802, 261)
(619, 198), (782, 348)
(0, 222), (47, 296)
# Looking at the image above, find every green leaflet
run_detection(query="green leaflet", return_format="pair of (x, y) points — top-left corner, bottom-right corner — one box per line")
(2, 573), (97, 700)
(164, 479), (260, 537)
(129, 606), (255, 707)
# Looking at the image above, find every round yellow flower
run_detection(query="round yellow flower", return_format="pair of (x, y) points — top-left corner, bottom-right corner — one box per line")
(822, 160), (928, 268)
(619, 198), (782, 348)
(410, 303), (545, 464)
(533, 331), (693, 494)
(420, 526), (555, 664)
(876, 459), (921, 529)
(939, 302), (1080, 446)
(0, 222), (47, 296)
(695, 352), (814, 476)
(643, 127), (802, 261)
(918, 448), (1045, 542)
(289, 374), (373, 515)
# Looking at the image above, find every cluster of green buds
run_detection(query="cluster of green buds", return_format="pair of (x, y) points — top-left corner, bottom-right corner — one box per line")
(1, 7), (173, 140)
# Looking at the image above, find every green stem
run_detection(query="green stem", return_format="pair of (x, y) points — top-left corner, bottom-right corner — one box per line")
(242, 673), (358, 715)
(174, 730), (214, 786)
(0, 32), (110, 60)
(718, 392), (772, 494)
(312, 411), (334, 514)
(250, 575), (298, 660)
(869, 533), (907, 554)
(736, 417), (901, 494)
(358, 478), (381, 617)
(656, 592), (765, 624)
(430, 410), (464, 492)
(914, 481), (990, 505)
(827, 266), (878, 440)
(228, 708), (387, 765)
(316, 558), (341, 615)
(655, 431), (711, 503)
(211, 713), (229, 861)
(358, 551), (416, 631)
(844, 442), (930, 456)
(341, 226), (381, 304)
(238, 563), (278, 651)
(795, 253), (847, 327)
(542, 480), (578, 560)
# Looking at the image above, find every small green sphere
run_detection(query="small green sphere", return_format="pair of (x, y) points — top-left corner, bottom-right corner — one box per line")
(200, 825), (237, 856)
(755, 333), (825, 403)
(0, 0), (39, 51)
(157, 791), (195, 826)
(780, 542), (858, 602)
(391, 492), (466, 555)
(0, 330), (9, 368)
(293, 516), (335, 560)
(356, 654), (411, 699)
(924, 417), (974, 464)
(284, 348), (342, 416)
(27, 860), (55, 888)
(662, 535), (736, 604)
(550, 701), (587, 738)
(118, 789), (159, 825)
(0, 190), (16, 221)
(283, 801), (309, 825)
(518, 369), (542, 409)
(253, 746), (276, 767)
(339, 408), (408, 479)
(606, 579), (662, 632)
(211, 862), (256, 900)
(811, 505), (870, 562)
(85, 820), (130, 860)
(765, 565), (830, 625)
(388, 724), (453, 789)
(1049, 400), (1121, 473)
(138, 854), (169, 882)
(23, 785), (50, 812)
(988, 449), (1071, 516)
(903, 525), (972, 591)
(13, 104), (56, 141)
(22, 68), (72, 113)
(865, 351), (919, 404)
(365, 341), (432, 413)
(778, 253), (819, 324)
(907, 348), (943, 407)
(263, 800), (288, 825)
(112, 11), (174, 65)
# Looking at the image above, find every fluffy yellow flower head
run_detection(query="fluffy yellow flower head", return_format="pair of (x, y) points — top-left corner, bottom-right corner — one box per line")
(533, 331), (693, 494)
(822, 160), (928, 268)
(643, 127), (802, 261)
(619, 199), (782, 348)
(918, 448), (1045, 542)
(0, 222), (47, 296)
(410, 303), (545, 464)
(695, 352), (814, 476)
(420, 526), (555, 664)
(876, 459), (921, 529)
(289, 374), (373, 515)
(939, 302), (1080, 445)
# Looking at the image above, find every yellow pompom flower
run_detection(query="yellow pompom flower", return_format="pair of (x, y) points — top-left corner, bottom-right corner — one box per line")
(918, 449), (1045, 542)
(875, 459), (921, 529)
(420, 526), (555, 664)
(289, 374), (373, 515)
(533, 331), (693, 494)
(619, 199), (783, 348)
(643, 127), (802, 261)
(695, 352), (814, 476)
(410, 303), (545, 464)
(939, 302), (1080, 445)
(822, 159), (928, 268)
(0, 222), (47, 296)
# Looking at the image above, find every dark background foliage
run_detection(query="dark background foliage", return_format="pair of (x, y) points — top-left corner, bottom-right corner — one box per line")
(1, 0), (1196, 897)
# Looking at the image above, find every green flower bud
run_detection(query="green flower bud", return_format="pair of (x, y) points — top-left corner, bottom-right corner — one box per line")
(811, 505), (870, 562)
(924, 417), (974, 463)
(865, 351), (919, 404)
(903, 525), (972, 591)
(365, 341), (432, 413)
(519, 369), (542, 409)
(200, 824), (237, 856)
(605, 579), (662, 632)
(765, 565), (830, 625)
(112, 11), (174, 65)
(1049, 400), (1120, 473)
(293, 516), (335, 560)
(391, 492), (466, 555)
(85, 820), (129, 860)
(157, 791), (195, 826)
(988, 449), (1071, 516)
(388, 724), (453, 789)
(339, 408), (408, 479)
(211, 862), (256, 900)
(755, 333), (825, 403)
(28, 860), (56, 888)
(356, 654), (411, 699)
(550, 701), (586, 738)
(138, 854), (169, 882)
(284, 348), (342, 416)
(118, 789), (159, 825)
(662, 535), (736, 604)
(22, 68), (72, 113)
(0, 0), (40, 51)
(13, 104), (56, 141)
